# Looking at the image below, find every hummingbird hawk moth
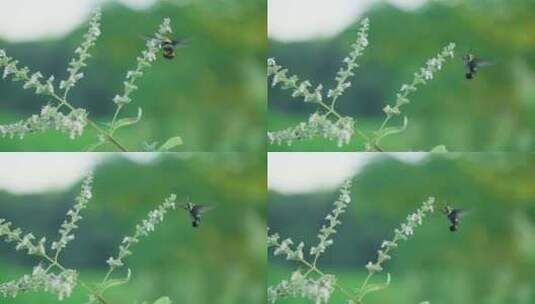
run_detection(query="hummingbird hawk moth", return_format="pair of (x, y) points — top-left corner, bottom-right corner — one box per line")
(181, 201), (214, 228)
(463, 51), (493, 79)
(441, 204), (469, 232)
(142, 35), (187, 60)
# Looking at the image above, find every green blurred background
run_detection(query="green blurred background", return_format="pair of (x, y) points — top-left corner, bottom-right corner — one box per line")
(268, 0), (535, 152)
(0, 153), (266, 303)
(0, 0), (266, 152)
(269, 153), (535, 303)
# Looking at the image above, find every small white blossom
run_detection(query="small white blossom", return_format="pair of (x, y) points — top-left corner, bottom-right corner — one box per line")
(407, 212), (423, 225)
(105, 194), (176, 271)
(420, 67), (434, 80)
(377, 250), (391, 263)
(0, 104), (88, 140)
(310, 179), (352, 258)
(364, 197), (436, 276)
(267, 58), (323, 104)
(0, 220), (47, 258)
(158, 18), (173, 35)
(0, 50), (58, 96)
(400, 223), (414, 236)
(329, 18), (369, 102)
(106, 257), (124, 268)
(61, 9), (101, 95)
(110, 17), (173, 129)
(365, 261), (383, 273)
(267, 230), (280, 248)
(51, 174), (93, 254)
(0, 266), (78, 300)
(373, 44), (456, 147)
(273, 237), (301, 260)
(380, 240), (397, 249)
(383, 105), (401, 117)
(268, 113), (355, 147)
(268, 271), (335, 304)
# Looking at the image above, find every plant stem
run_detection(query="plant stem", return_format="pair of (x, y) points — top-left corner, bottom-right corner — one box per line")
(40, 255), (110, 304)
(327, 95), (340, 116)
(355, 272), (373, 302)
(50, 94), (129, 152)
(298, 258), (355, 299)
(86, 140), (107, 152)
(86, 119), (128, 152)
(110, 105), (123, 132)
(318, 101), (342, 120)
(102, 268), (114, 284)
(8, 233), (111, 304)
(317, 100), (385, 151)
(354, 237), (397, 302)
(377, 115), (392, 134)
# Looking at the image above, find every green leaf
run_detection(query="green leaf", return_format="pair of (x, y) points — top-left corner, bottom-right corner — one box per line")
(358, 273), (391, 300)
(375, 116), (408, 141)
(430, 145), (448, 153)
(142, 141), (159, 152)
(153, 297), (172, 304)
(157, 136), (183, 151)
(383, 116), (408, 136)
(99, 268), (132, 291)
(112, 107), (143, 130)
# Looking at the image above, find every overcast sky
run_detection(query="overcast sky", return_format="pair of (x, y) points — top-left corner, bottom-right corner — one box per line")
(268, 153), (426, 194)
(269, 0), (426, 41)
(0, 0), (427, 42)
(0, 0), (156, 41)
(0, 153), (155, 194)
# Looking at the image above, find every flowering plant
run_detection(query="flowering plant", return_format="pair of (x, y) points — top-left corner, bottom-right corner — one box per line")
(0, 174), (177, 304)
(268, 18), (456, 151)
(0, 9), (182, 152)
(268, 179), (437, 303)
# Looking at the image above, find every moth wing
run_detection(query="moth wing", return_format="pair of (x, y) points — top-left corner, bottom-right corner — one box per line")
(474, 58), (495, 68)
(196, 204), (216, 214)
(455, 208), (471, 218)
(172, 38), (190, 48)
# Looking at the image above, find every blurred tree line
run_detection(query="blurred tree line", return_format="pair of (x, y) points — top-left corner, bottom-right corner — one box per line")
(0, 0), (266, 151)
(268, 154), (535, 303)
(269, 1), (535, 151)
(0, 153), (266, 303)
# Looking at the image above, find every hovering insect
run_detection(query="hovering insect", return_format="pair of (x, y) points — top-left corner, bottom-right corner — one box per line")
(463, 52), (493, 79)
(181, 201), (214, 228)
(143, 35), (187, 60)
(441, 204), (469, 232)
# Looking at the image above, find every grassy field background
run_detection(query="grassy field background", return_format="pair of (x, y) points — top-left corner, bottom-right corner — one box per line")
(269, 1), (535, 151)
(268, 153), (535, 303)
(0, 153), (266, 304)
(0, 0), (266, 152)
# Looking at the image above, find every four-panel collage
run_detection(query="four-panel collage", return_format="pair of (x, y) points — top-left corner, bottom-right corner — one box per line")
(0, 0), (534, 303)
